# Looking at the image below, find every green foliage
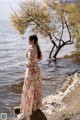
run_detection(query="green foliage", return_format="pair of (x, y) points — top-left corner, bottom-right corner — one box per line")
(10, 11), (30, 34)
(10, 0), (80, 58)
(10, 2), (55, 36)
(65, 4), (80, 25)
(65, 4), (80, 48)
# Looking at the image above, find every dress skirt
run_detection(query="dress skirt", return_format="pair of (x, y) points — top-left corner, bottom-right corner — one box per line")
(20, 63), (42, 117)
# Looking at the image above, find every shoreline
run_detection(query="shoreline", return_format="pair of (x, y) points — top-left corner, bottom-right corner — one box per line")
(5, 71), (80, 120)
(42, 72), (80, 120)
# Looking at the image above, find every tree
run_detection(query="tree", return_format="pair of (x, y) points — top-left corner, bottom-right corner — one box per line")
(64, 4), (80, 49)
(10, 1), (74, 60)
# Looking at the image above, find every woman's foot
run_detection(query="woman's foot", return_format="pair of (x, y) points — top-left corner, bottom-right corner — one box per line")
(17, 112), (24, 120)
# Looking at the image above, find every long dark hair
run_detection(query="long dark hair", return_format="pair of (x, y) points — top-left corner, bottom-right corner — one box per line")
(29, 34), (42, 59)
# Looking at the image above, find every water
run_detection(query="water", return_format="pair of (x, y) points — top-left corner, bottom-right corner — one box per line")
(0, 21), (80, 113)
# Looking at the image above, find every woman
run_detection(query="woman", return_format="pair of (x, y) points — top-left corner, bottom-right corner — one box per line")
(18, 34), (42, 120)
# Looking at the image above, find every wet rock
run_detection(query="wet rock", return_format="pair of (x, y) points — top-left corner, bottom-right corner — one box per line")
(30, 109), (47, 120)
(14, 106), (20, 114)
(7, 72), (80, 120)
(42, 72), (80, 120)
(60, 114), (71, 120)
(13, 107), (47, 120)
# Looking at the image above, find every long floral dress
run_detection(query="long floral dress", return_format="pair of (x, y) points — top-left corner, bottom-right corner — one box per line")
(20, 45), (42, 117)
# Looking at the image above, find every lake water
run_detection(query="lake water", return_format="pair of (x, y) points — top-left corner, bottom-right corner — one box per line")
(0, 21), (80, 113)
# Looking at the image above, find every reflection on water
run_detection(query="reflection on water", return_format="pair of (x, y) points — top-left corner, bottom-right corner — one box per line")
(0, 21), (80, 113)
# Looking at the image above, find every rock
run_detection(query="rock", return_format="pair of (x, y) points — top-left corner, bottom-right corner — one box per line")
(30, 109), (47, 120)
(41, 72), (80, 120)
(14, 106), (20, 114)
(8, 72), (80, 120)
(13, 107), (47, 120)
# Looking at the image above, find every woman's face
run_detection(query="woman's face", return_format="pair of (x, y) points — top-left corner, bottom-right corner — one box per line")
(28, 39), (34, 45)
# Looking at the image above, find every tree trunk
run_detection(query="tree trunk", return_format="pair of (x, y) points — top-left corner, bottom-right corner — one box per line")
(53, 46), (62, 59)
(49, 45), (55, 58)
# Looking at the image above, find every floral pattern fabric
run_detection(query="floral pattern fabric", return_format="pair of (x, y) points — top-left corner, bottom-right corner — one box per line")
(20, 46), (42, 116)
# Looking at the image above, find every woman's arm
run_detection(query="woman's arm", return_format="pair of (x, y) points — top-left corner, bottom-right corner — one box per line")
(26, 48), (34, 65)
